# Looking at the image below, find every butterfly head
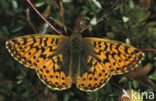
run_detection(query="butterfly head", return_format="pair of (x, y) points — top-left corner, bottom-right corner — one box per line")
(70, 33), (82, 51)
(71, 33), (82, 39)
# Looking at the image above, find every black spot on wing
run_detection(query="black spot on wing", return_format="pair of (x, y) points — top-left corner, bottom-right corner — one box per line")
(110, 43), (113, 50)
(115, 43), (122, 50)
(22, 37), (27, 45)
(138, 54), (144, 60)
(55, 38), (59, 44)
(12, 39), (18, 44)
(50, 39), (55, 44)
(39, 38), (42, 45)
(124, 46), (130, 54)
(41, 47), (46, 53)
(40, 54), (47, 60)
(104, 42), (108, 51)
(103, 52), (110, 63)
(44, 38), (48, 47)
(32, 36), (36, 43)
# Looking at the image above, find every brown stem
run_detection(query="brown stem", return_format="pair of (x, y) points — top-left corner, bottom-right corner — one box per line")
(27, 0), (63, 35)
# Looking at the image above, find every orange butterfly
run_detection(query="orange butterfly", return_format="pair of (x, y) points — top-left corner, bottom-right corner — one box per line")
(6, 33), (144, 92)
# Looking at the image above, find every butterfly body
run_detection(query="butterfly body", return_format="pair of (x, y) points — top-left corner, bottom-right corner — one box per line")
(6, 34), (144, 92)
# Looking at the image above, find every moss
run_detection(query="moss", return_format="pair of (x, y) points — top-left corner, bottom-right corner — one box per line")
(0, 0), (155, 101)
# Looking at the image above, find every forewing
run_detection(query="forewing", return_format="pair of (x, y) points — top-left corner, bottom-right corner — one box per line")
(6, 34), (72, 90)
(84, 37), (144, 75)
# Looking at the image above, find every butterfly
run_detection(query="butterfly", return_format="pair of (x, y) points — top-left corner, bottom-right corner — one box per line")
(6, 33), (144, 92)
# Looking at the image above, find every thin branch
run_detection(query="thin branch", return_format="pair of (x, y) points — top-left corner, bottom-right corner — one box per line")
(140, 48), (156, 51)
(27, 0), (63, 35)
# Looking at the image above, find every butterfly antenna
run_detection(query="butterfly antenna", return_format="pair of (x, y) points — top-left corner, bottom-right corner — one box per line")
(26, 0), (63, 35)
(80, 16), (107, 33)
(50, 1), (73, 34)
(49, 17), (73, 33)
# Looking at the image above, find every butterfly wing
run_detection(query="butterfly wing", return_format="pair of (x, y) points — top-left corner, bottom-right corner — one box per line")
(76, 55), (112, 92)
(6, 34), (72, 90)
(76, 37), (144, 92)
(85, 37), (144, 75)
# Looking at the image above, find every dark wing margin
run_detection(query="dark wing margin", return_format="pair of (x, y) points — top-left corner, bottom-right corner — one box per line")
(76, 39), (111, 92)
(76, 37), (144, 92)
(36, 53), (72, 90)
(6, 34), (72, 90)
(84, 37), (144, 75)
(6, 34), (65, 69)
(76, 55), (112, 92)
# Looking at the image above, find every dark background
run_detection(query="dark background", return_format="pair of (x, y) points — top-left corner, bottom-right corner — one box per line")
(0, 0), (155, 101)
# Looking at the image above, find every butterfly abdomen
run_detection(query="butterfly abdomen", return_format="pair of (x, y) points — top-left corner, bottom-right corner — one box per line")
(69, 34), (82, 82)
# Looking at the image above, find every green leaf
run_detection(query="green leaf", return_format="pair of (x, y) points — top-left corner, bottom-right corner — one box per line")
(35, 1), (46, 7)
(12, 0), (18, 9)
(119, 77), (127, 83)
(148, 75), (156, 80)
(90, 17), (97, 25)
(92, 0), (102, 9)
(63, 0), (72, 3)
(132, 80), (139, 89)
(122, 16), (129, 23)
